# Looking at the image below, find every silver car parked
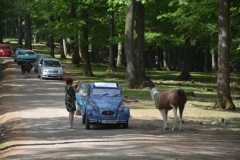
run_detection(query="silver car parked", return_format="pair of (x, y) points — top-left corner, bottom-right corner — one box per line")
(33, 55), (53, 73)
(38, 58), (63, 80)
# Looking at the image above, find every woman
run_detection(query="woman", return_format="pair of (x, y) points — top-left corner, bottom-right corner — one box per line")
(65, 78), (80, 129)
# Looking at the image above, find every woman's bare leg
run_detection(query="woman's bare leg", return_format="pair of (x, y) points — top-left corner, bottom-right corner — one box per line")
(69, 112), (75, 128)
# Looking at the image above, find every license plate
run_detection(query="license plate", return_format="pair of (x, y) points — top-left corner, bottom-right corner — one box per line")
(102, 120), (116, 124)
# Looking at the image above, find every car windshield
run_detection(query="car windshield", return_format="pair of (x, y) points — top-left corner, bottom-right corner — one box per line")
(19, 51), (35, 55)
(0, 46), (10, 49)
(92, 88), (121, 97)
(44, 60), (61, 67)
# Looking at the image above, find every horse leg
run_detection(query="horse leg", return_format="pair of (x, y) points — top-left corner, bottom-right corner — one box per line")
(159, 109), (167, 130)
(170, 104), (178, 131)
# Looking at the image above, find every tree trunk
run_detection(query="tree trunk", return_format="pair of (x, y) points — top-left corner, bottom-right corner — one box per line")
(49, 16), (55, 57)
(70, 5), (81, 65)
(18, 16), (23, 46)
(24, 14), (32, 49)
(63, 39), (67, 57)
(116, 42), (122, 66)
(15, 18), (18, 38)
(211, 49), (217, 72)
(163, 50), (169, 70)
(203, 39), (209, 72)
(214, 0), (235, 110)
(125, 0), (138, 88)
(136, 1), (146, 82)
(60, 40), (67, 59)
(178, 37), (191, 80)
(82, 9), (94, 76)
(108, 11), (116, 72)
(5, 19), (9, 37)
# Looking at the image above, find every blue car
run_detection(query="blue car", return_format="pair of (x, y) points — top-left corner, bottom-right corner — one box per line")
(81, 82), (130, 129)
(75, 83), (89, 115)
(17, 50), (38, 65)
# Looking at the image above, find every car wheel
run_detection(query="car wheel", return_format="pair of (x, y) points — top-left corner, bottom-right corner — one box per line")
(122, 121), (128, 129)
(82, 115), (85, 124)
(85, 116), (90, 129)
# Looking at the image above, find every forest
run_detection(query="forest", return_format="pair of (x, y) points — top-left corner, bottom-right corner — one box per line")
(0, 0), (240, 110)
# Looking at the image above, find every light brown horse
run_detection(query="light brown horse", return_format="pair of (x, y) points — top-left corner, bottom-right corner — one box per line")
(142, 79), (187, 131)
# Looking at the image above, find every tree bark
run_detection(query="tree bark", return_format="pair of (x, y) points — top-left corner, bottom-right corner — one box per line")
(18, 16), (23, 46)
(82, 9), (94, 76)
(116, 42), (122, 66)
(5, 19), (9, 37)
(178, 37), (191, 80)
(125, 0), (138, 88)
(136, 1), (146, 82)
(49, 16), (55, 57)
(70, 5), (81, 65)
(24, 14), (32, 49)
(214, 0), (235, 110)
(203, 39), (209, 72)
(108, 11), (116, 72)
(211, 49), (217, 72)
(60, 40), (67, 59)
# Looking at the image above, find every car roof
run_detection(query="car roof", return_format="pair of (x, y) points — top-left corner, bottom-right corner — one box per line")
(19, 50), (35, 52)
(0, 43), (10, 46)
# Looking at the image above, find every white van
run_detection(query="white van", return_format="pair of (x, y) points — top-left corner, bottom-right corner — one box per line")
(38, 58), (63, 80)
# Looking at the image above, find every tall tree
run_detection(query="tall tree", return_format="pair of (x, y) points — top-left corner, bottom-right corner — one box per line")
(18, 16), (23, 46)
(24, 13), (32, 49)
(136, 1), (146, 82)
(214, 0), (235, 110)
(82, 8), (94, 76)
(125, 0), (138, 88)
(108, 10), (116, 72)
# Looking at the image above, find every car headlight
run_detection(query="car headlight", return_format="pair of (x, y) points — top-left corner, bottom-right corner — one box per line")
(92, 104), (97, 110)
(43, 70), (48, 73)
(120, 105), (125, 110)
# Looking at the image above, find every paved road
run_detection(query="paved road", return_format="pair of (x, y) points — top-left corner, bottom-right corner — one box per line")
(0, 57), (240, 160)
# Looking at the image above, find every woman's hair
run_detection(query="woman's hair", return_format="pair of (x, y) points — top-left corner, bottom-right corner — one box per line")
(66, 78), (73, 85)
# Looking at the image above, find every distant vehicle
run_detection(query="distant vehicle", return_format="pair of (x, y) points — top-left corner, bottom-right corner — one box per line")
(0, 43), (13, 57)
(12, 47), (29, 59)
(81, 82), (130, 129)
(33, 55), (53, 73)
(38, 58), (63, 80)
(16, 50), (38, 65)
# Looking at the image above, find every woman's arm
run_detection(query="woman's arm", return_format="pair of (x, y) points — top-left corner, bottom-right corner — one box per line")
(122, 97), (138, 103)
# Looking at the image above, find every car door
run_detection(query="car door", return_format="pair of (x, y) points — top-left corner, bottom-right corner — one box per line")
(38, 59), (44, 77)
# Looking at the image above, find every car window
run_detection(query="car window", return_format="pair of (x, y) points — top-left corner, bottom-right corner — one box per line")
(26, 52), (35, 55)
(91, 88), (120, 96)
(18, 52), (25, 55)
(44, 60), (61, 67)
(0, 46), (10, 49)
(40, 59), (43, 65)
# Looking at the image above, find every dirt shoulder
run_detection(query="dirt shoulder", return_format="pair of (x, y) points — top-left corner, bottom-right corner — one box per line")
(0, 57), (240, 160)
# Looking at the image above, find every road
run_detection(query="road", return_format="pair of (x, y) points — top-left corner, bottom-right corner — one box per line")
(0, 57), (240, 160)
